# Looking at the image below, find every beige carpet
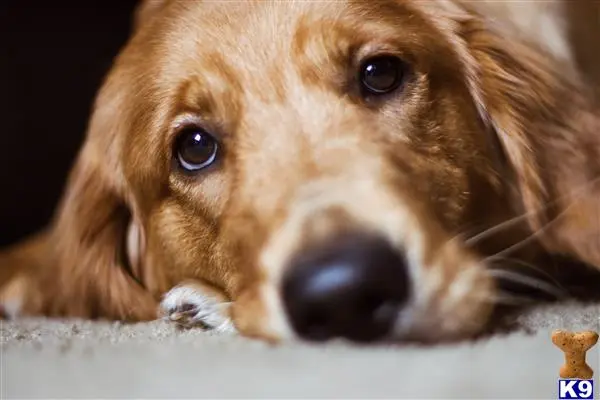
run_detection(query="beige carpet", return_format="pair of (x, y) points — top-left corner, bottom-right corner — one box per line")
(2, 302), (600, 399)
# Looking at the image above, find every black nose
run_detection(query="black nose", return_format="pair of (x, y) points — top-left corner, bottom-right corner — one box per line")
(281, 233), (410, 343)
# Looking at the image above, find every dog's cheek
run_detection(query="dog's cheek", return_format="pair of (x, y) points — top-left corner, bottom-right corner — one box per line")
(144, 204), (220, 294)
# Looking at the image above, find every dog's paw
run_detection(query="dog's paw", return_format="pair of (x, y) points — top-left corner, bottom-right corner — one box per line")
(160, 282), (237, 334)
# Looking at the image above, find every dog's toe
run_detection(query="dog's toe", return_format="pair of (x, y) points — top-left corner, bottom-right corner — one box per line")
(160, 283), (237, 334)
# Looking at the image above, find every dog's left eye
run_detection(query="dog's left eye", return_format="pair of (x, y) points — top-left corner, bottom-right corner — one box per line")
(175, 127), (219, 172)
(359, 55), (406, 95)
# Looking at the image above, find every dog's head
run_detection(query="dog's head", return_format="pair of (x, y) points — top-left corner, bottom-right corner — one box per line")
(43, 0), (597, 342)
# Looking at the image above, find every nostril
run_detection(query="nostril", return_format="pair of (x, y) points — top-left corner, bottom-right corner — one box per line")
(359, 291), (400, 318)
(358, 292), (385, 314)
(302, 309), (331, 341)
(372, 301), (398, 323)
(282, 233), (410, 343)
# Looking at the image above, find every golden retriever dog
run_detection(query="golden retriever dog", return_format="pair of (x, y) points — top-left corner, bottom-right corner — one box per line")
(1, 0), (599, 343)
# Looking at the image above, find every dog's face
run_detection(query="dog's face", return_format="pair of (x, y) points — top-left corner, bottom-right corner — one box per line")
(51, 0), (590, 342)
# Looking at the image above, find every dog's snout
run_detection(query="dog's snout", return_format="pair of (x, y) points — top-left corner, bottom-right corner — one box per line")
(281, 233), (409, 342)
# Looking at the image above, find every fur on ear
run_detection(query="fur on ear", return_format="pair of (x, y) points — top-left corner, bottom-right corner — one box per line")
(450, 4), (600, 267)
(459, 16), (562, 232)
(44, 156), (157, 320)
(0, 61), (159, 320)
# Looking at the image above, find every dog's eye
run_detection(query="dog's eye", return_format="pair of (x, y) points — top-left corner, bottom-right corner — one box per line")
(175, 127), (219, 171)
(360, 56), (405, 95)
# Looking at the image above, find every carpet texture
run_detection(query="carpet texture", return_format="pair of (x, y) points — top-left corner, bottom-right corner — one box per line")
(2, 302), (600, 398)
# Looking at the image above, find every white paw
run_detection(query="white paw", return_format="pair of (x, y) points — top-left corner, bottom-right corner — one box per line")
(160, 283), (237, 334)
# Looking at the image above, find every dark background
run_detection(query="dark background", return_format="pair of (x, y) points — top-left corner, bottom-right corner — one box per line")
(0, 2), (138, 246)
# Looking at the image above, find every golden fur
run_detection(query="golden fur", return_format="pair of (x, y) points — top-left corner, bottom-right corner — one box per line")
(1, 0), (599, 342)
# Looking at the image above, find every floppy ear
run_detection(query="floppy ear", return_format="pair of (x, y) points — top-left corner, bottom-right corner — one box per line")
(454, 8), (600, 266)
(460, 18), (562, 232)
(1, 62), (159, 320)
(49, 63), (160, 319)
(1, 0), (176, 321)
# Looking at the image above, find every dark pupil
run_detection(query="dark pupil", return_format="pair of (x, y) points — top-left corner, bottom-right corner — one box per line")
(363, 58), (400, 93)
(180, 131), (215, 165)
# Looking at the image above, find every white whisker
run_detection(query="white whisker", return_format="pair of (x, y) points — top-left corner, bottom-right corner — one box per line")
(475, 292), (538, 306)
(465, 213), (539, 247)
(487, 256), (565, 290)
(488, 269), (567, 299)
(465, 175), (600, 249)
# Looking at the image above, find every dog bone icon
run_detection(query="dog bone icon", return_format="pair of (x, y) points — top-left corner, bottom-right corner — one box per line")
(552, 329), (599, 379)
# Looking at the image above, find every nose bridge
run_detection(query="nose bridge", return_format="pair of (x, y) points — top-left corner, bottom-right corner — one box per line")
(238, 92), (386, 218)
(291, 178), (381, 242)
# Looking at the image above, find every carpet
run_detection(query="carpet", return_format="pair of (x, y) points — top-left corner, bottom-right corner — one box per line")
(2, 302), (600, 399)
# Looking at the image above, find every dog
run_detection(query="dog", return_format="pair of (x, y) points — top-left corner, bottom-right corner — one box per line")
(1, 0), (599, 343)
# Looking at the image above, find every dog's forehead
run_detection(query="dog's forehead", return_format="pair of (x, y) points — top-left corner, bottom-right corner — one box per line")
(148, 2), (344, 122)
(156, 1), (421, 83)
(150, 1), (431, 114)
(165, 1), (348, 59)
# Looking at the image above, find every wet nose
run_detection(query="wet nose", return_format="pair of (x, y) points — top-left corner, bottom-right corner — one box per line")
(282, 233), (410, 342)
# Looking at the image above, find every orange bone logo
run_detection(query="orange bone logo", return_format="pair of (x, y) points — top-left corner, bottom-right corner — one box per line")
(552, 330), (599, 379)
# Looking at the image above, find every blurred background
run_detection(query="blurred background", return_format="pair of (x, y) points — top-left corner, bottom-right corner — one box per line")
(0, 1), (138, 246)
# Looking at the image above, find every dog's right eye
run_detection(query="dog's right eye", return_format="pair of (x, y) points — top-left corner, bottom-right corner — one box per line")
(175, 127), (219, 172)
(359, 55), (406, 96)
